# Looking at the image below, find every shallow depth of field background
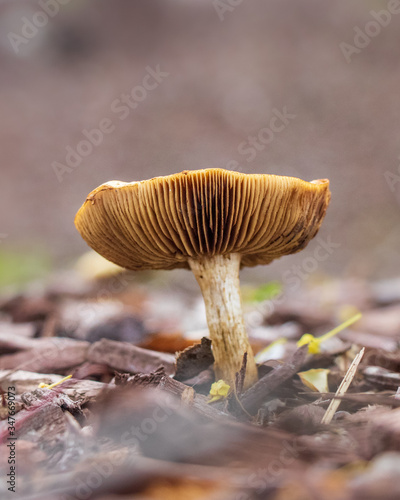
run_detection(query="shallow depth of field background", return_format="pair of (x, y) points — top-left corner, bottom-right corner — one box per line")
(0, 0), (399, 288)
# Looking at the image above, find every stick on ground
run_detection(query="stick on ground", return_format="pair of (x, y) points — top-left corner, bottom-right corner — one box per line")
(321, 347), (365, 425)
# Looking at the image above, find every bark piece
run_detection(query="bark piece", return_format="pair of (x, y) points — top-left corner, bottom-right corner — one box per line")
(0, 370), (105, 402)
(363, 366), (400, 391)
(0, 338), (89, 373)
(0, 388), (81, 444)
(121, 368), (228, 421)
(240, 345), (308, 414)
(88, 338), (175, 375)
(174, 337), (214, 382)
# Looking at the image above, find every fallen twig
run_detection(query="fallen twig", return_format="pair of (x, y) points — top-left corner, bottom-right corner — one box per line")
(321, 347), (365, 425)
(240, 345), (309, 414)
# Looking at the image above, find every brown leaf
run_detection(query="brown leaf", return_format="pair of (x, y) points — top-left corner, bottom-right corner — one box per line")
(174, 337), (214, 382)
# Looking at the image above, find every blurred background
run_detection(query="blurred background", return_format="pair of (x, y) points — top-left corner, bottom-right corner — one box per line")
(0, 0), (399, 289)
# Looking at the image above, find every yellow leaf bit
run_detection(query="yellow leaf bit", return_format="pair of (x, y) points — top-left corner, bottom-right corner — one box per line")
(298, 368), (330, 393)
(297, 313), (362, 354)
(208, 379), (231, 403)
(39, 374), (72, 390)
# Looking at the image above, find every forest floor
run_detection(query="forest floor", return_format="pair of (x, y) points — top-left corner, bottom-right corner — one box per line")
(1, 269), (400, 500)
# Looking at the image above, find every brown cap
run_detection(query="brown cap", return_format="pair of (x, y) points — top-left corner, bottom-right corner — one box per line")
(74, 169), (331, 271)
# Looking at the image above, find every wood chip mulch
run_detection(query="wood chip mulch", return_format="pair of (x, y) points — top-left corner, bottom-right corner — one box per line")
(1, 276), (400, 500)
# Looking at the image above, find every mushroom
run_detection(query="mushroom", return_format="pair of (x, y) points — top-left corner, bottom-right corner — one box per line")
(74, 169), (331, 388)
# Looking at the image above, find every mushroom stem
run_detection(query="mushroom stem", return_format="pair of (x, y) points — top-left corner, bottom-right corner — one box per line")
(189, 253), (258, 389)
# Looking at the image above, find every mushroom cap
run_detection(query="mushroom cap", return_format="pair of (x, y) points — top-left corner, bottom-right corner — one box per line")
(74, 168), (331, 271)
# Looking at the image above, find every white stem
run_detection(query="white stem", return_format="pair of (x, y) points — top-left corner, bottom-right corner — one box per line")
(189, 253), (258, 388)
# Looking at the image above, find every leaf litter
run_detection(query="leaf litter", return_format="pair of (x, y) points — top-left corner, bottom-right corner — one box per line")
(0, 274), (400, 499)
